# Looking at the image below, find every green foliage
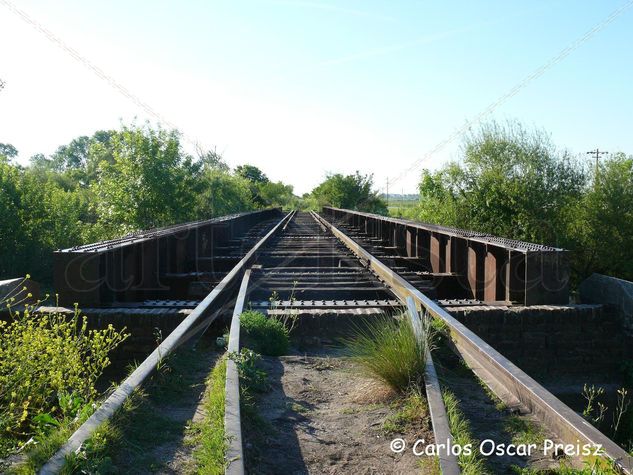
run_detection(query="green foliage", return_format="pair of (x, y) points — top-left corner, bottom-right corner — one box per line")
(511, 459), (621, 474)
(190, 356), (227, 475)
(0, 143), (18, 160)
(56, 348), (222, 474)
(7, 418), (77, 475)
(193, 168), (254, 220)
(581, 384), (633, 450)
(257, 180), (297, 209)
(567, 153), (633, 280)
(235, 163), (297, 209)
(411, 121), (584, 245)
(240, 311), (289, 356)
(90, 124), (203, 236)
(382, 388), (429, 434)
(504, 416), (544, 446)
(309, 171), (387, 214)
(0, 304), (128, 457)
(442, 389), (489, 474)
(235, 164), (269, 184)
(0, 160), (91, 280)
(59, 387), (149, 474)
(407, 120), (633, 283)
(30, 131), (115, 186)
(0, 124), (296, 283)
(344, 314), (429, 393)
(229, 348), (270, 394)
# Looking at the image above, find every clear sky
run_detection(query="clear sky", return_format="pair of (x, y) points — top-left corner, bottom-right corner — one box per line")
(1, 1), (632, 195)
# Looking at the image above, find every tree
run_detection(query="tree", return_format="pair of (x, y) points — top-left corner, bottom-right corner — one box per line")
(411, 121), (585, 245)
(235, 164), (269, 184)
(0, 161), (26, 276)
(29, 131), (116, 188)
(198, 148), (229, 173)
(0, 159), (90, 280)
(49, 131), (114, 172)
(194, 169), (254, 218)
(258, 181), (296, 209)
(90, 124), (201, 236)
(0, 143), (18, 161)
(567, 153), (633, 280)
(310, 172), (387, 214)
(235, 164), (273, 207)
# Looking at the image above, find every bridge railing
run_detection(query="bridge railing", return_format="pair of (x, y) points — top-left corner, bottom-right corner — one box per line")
(322, 206), (569, 305)
(54, 208), (283, 306)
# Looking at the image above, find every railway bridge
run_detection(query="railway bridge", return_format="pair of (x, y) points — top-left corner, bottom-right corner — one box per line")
(31, 209), (633, 473)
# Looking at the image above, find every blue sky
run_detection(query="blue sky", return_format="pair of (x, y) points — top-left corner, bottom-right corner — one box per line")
(1, 0), (631, 194)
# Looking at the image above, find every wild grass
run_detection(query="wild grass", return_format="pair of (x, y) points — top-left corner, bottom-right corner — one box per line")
(343, 314), (430, 393)
(44, 347), (221, 474)
(5, 421), (75, 475)
(510, 458), (621, 474)
(442, 389), (489, 475)
(189, 356), (227, 475)
(234, 349), (272, 471)
(504, 416), (544, 446)
(240, 311), (289, 356)
(418, 455), (441, 474)
(383, 388), (429, 434)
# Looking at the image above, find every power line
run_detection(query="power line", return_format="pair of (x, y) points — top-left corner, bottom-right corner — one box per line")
(382, 0), (633, 192)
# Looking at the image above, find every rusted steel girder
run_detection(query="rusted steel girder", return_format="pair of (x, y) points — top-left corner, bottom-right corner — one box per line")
(53, 209), (283, 306)
(322, 207), (569, 305)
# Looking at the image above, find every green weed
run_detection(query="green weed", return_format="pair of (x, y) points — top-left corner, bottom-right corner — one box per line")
(240, 311), (289, 356)
(0, 297), (128, 460)
(189, 356), (227, 474)
(442, 389), (489, 475)
(344, 314), (430, 393)
(383, 389), (429, 434)
(504, 416), (544, 446)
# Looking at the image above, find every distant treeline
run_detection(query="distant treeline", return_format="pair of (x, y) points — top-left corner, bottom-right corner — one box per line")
(397, 120), (633, 285)
(0, 124), (297, 282)
(0, 123), (387, 284)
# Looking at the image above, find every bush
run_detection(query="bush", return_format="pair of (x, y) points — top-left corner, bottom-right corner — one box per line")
(344, 314), (430, 393)
(240, 311), (289, 356)
(0, 303), (128, 455)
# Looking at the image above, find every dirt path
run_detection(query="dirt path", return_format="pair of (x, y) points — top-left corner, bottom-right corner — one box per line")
(244, 352), (435, 475)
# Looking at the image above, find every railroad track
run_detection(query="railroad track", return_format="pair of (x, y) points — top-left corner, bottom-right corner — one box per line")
(42, 211), (633, 474)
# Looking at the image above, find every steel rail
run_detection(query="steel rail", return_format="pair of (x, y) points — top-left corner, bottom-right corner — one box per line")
(307, 211), (459, 472)
(225, 269), (251, 475)
(406, 297), (461, 475)
(40, 211), (294, 474)
(313, 212), (633, 474)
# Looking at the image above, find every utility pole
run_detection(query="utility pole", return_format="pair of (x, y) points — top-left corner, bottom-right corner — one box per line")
(586, 148), (608, 176)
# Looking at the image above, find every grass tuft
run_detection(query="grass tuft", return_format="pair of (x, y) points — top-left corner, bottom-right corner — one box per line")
(240, 311), (289, 356)
(344, 314), (430, 393)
